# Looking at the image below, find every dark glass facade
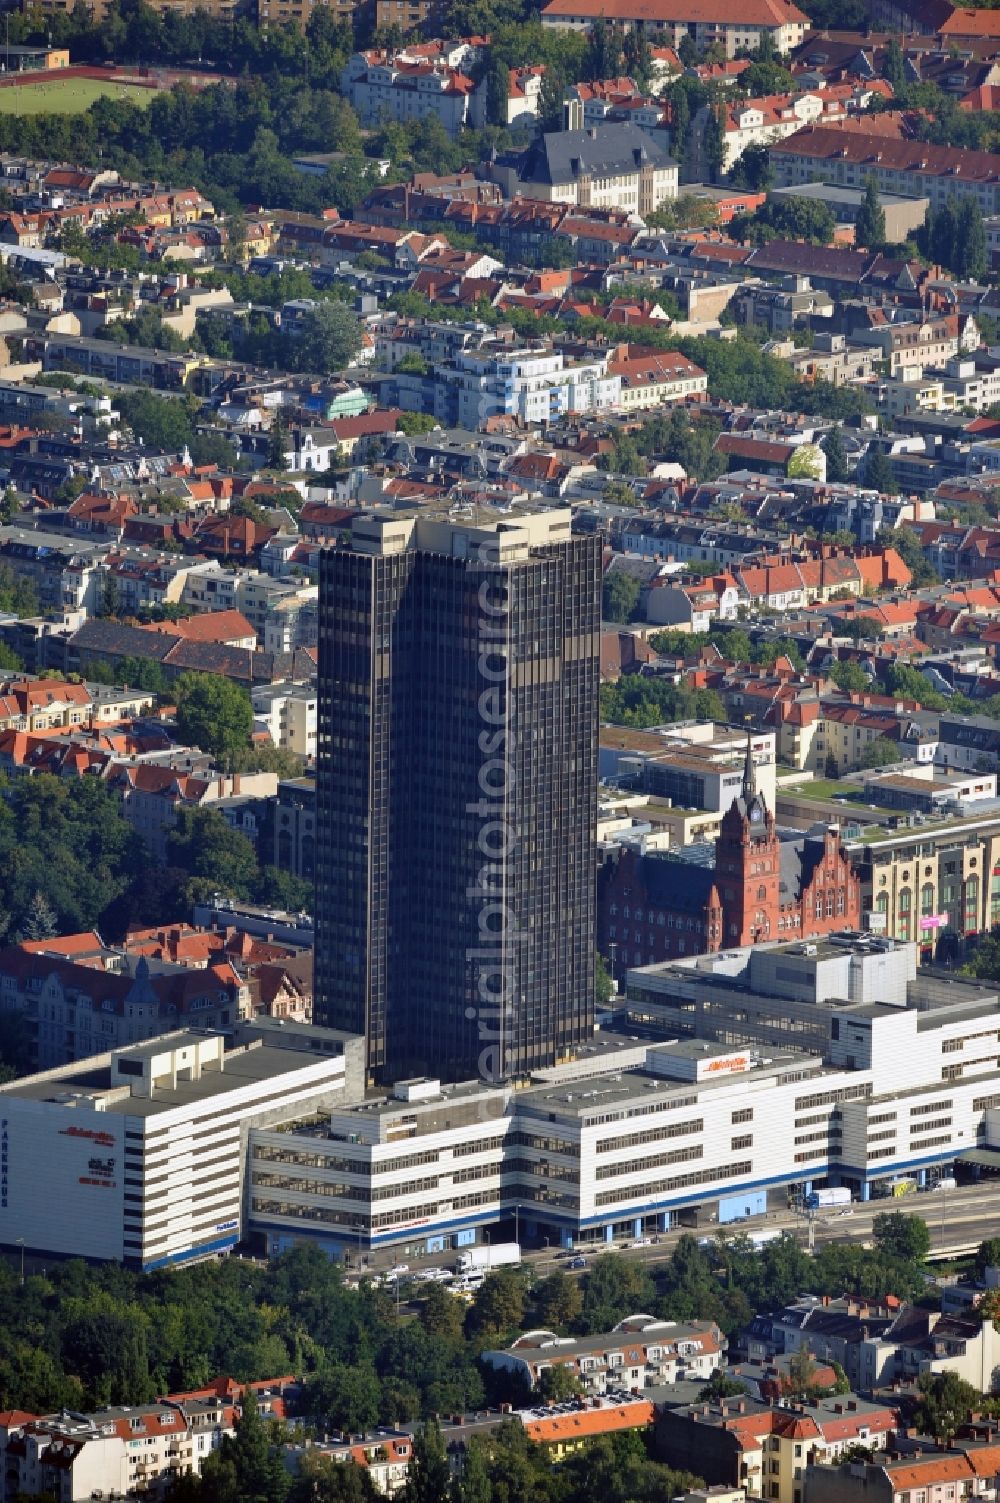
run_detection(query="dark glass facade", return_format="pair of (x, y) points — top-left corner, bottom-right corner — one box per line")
(315, 516), (600, 1084)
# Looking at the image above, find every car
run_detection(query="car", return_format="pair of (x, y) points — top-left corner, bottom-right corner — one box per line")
(568, 1256), (587, 1269)
(386, 1263), (409, 1278)
(836, 1209), (853, 1218)
(630, 1237), (652, 1247)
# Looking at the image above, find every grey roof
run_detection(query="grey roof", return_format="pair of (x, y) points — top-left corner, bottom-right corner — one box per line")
(519, 124), (676, 187)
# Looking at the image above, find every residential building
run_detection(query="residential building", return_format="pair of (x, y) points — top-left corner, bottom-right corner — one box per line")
(0, 937), (252, 1069)
(0, 1381), (294, 1502)
(340, 47), (486, 137)
(691, 83), (884, 177)
(806, 1444), (1000, 1503)
(0, 527), (105, 614)
(770, 127), (1000, 217)
(315, 504), (600, 1085)
(0, 1024), (363, 1268)
(491, 125), (678, 214)
(483, 1316), (725, 1393)
(106, 763), (278, 862)
(656, 1393), (899, 1502)
(540, 0), (808, 58)
(445, 346), (621, 429)
(607, 346), (708, 412)
(252, 683), (317, 761)
(853, 313), (971, 381)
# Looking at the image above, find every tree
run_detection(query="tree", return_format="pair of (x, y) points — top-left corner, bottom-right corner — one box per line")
(466, 1269), (526, 1339)
(166, 806), (259, 902)
(419, 1282), (465, 1342)
(300, 1363), (381, 1435)
(729, 141), (773, 191)
(885, 662), (947, 710)
(18, 890), (58, 942)
(976, 1238), (1000, 1277)
(855, 175), (886, 249)
(289, 1453), (379, 1503)
(596, 949), (614, 1007)
(785, 1345), (818, 1399)
(829, 659), (869, 692)
(402, 1422), (451, 1503)
(536, 1363), (583, 1400)
(822, 425), (849, 484)
(532, 1271), (583, 1331)
(788, 443), (825, 480)
(860, 735), (900, 769)
(61, 1301), (153, 1407)
(913, 1371), (982, 1444)
(865, 449), (896, 496)
(702, 107), (726, 183)
(956, 196), (987, 280)
(174, 672), (254, 768)
(602, 571), (641, 623)
(883, 36), (906, 93)
(698, 1369), (749, 1401)
(537, 65), (567, 131)
(872, 1211), (930, 1264)
(580, 1254), (655, 1333)
(297, 301), (362, 374)
(198, 1387), (289, 1503)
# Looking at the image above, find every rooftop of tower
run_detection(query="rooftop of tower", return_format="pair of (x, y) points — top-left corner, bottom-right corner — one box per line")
(343, 503), (575, 561)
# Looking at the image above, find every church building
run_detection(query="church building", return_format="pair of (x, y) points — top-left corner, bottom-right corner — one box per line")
(597, 739), (862, 977)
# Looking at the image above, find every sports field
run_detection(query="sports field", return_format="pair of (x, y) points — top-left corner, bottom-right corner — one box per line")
(0, 77), (157, 114)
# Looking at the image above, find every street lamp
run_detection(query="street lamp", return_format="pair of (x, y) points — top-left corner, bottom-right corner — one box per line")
(15, 1237), (24, 1286)
(485, 1229), (491, 1273)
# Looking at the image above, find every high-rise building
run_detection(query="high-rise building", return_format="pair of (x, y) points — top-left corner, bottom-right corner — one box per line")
(315, 505), (600, 1085)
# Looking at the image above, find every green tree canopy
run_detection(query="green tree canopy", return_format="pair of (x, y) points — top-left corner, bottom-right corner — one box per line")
(602, 571), (641, 624)
(174, 672), (254, 767)
(872, 1211), (930, 1264)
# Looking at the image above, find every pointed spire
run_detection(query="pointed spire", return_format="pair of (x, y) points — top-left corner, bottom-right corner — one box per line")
(742, 730), (756, 806)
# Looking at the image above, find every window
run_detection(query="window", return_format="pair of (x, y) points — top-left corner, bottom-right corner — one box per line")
(732, 1134), (753, 1150)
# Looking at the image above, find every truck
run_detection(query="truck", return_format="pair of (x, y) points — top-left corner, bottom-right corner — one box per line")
(456, 1242), (521, 1274)
(805, 1187), (852, 1210)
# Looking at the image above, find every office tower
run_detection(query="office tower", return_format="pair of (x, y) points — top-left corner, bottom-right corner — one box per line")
(315, 506), (600, 1084)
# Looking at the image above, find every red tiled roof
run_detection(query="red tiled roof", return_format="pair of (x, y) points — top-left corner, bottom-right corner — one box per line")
(543, 0), (806, 19)
(772, 124), (1000, 183)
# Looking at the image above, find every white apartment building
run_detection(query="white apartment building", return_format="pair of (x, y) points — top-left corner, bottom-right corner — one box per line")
(181, 565), (317, 649)
(880, 360), (1000, 419)
(339, 51), (486, 137)
(180, 560), (240, 614)
(0, 1382), (292, 1502)
(252, 683), (317, 761)
(449, 347), (621, 429)
(483, 1315), (724, 1393)
(0, 1027), (362, 1270)
(262, 587), (318, 653)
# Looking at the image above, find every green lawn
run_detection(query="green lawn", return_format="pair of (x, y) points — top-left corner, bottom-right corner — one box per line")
(784, 779), (859, 800)
(0, 78), (157, 114)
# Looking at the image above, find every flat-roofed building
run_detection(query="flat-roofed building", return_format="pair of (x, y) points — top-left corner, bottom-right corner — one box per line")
(0, 1024), (363, 1269)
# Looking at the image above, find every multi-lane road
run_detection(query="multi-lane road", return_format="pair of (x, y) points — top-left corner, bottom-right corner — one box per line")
(350, 1182), (1000, 1286)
